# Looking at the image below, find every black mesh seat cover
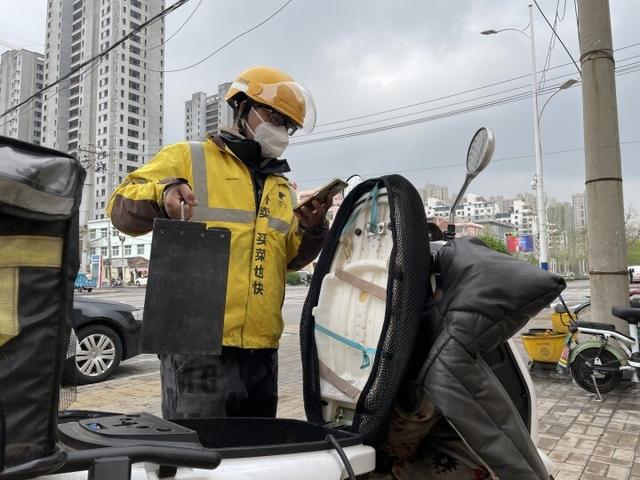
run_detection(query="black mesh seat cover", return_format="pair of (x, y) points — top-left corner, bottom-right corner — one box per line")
(300, 175), (431, 447)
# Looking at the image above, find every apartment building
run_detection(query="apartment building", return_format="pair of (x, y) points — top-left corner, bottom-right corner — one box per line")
(420, 183), (449, 204)
(0, 49), (44, 144)
(41, 0), (165, 271)
(185, 82), (233, 140)
(42, 0), (165, 222)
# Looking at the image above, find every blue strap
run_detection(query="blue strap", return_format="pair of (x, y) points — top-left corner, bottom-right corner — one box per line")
(340, 182), (381, 237)
(315, 323), (377, 369)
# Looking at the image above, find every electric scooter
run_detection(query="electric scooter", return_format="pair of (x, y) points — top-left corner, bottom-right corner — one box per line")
(0, 130), (556, 480)
(568, 298), (640, 396)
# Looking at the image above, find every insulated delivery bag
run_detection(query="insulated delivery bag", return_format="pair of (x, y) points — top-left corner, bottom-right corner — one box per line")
(0, 136), (85, 478)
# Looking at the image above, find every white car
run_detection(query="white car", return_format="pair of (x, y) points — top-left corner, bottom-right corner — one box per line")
(135, 276), (148, 287)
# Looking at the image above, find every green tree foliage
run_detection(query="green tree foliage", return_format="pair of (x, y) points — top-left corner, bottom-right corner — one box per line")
(476, 234), (510, 255)
(629, 241), (640, 265)
(286, 271), (303, 285)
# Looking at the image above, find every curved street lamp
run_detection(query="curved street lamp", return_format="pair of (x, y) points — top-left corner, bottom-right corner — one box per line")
(481, 4), (577, 271)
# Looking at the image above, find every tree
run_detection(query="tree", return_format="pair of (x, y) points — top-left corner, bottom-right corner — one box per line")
(625, 206), (640, 249)
(476, 234), (510, 255)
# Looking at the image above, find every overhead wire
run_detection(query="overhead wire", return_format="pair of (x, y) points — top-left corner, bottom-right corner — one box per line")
(143, 0), (204, 51)
(0, 0), (191, 119)
(313, 40), (640, 130)
(539, 0), (562, 89)
(300, 72), (580, 138)
(144, 0), (293, 73)
(289, 54), (640, 148)
(532, 0), (581, 76)
(292, 138), (640, 186)
(0, 56), (104, 130)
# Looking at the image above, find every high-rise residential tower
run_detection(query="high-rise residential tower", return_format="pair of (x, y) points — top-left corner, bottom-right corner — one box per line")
(42, 0), (165, 223)
(0, 49), (44, 144)
(185, 82), (233, 140)
(41, 0), (165, 272)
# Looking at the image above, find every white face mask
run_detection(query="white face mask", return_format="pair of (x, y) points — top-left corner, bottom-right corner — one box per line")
(245, 108), (290, 158)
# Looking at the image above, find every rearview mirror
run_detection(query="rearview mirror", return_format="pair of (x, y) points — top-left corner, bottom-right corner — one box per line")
(447, 128), (496, 239)
(343, 174), (363, 198)
(466, 127), (495, 177)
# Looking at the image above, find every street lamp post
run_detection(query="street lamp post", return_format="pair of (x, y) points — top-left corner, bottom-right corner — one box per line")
(481, 4), (577, 271)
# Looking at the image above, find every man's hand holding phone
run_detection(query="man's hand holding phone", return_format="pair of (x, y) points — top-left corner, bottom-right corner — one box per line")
(294, 178), (347, 231)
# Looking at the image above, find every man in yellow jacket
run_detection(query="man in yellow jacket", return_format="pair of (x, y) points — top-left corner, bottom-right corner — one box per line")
(108, 66), (330, 420)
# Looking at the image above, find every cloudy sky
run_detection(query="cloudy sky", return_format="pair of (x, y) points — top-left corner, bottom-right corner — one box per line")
(2, 0), (639, 206)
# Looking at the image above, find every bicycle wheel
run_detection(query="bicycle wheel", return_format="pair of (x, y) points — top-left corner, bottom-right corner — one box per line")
(570, 347), (622, 394)
(574, 302), (592, 322)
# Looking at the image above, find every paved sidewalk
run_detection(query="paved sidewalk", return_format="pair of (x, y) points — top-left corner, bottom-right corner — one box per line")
(70, 312), (640, 480)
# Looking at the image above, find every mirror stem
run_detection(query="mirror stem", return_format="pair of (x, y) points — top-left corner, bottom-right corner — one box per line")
(449, 175), (474, 226)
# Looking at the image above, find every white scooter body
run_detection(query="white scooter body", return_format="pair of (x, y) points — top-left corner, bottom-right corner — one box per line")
(41, 445), (375, 480)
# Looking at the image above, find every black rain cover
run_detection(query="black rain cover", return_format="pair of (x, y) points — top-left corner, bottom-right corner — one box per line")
(416, 237), (565, 479)
(300, 175), (431, 447)
(0, 136), (85, 474)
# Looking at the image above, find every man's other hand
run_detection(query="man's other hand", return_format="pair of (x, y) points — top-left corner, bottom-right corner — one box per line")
(165, 184), (198, 220)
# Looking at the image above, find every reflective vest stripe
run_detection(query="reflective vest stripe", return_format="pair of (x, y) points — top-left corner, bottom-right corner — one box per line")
(189, 142), (256, 223)
(0, 176), (75, 216)
(0, 267), (18, 347)
(0, 235), (63, 347)
(287, 185), (298, 209)
(268, 217), (289, 234)
(0, 235), (64, 267)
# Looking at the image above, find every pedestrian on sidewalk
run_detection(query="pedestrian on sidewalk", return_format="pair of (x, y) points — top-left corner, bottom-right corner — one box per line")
(108, 66), (332, 420)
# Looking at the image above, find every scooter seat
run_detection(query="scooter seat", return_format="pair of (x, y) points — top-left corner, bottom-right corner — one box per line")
(612, 306), (640, 324)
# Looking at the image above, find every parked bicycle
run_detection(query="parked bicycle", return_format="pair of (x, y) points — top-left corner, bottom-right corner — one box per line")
(567, 297), (640, 396)
(565, 286), (640, 322)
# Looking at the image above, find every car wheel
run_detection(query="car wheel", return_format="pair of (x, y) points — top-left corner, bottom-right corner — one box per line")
(74, 325), (122, 384)
(86, 288), (93, 293)
(136, 280), (140, 286)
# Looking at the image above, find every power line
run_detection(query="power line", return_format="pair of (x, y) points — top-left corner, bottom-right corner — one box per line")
(289, 55), (640, 148)
(302, 74), (577, 138)
(533, 0), (581, 76)
(292, 138), (640, 185)
(313, 41), (640, 129)
(144, 0), (293, 73)
(0, 0), (191, 119)
(0, 56), (104, 130)
(315, 63), (570, 129)
(143, 0), (204, 51)
(539, 0), (562, 89)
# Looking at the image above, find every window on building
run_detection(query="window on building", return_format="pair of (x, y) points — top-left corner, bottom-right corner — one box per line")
(124, 245), (132, 256)
(100, 247), (108, 256)
(137, 244), (145, 255)
(112, 246), (119, 257)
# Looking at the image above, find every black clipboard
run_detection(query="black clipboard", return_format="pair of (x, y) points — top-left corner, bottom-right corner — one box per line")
(141, 218), (230, 355)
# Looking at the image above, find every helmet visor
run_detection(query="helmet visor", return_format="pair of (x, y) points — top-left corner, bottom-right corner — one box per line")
(230, 79), (317, 133)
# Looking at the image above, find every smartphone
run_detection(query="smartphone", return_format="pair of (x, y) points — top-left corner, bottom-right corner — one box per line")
(294, 178), (348, 213)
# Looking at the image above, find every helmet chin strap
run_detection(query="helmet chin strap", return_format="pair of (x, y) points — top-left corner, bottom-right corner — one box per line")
(234, 101), (252, 138)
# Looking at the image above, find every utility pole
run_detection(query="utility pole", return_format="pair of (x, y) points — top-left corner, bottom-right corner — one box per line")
(577, 0), (629, 332)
